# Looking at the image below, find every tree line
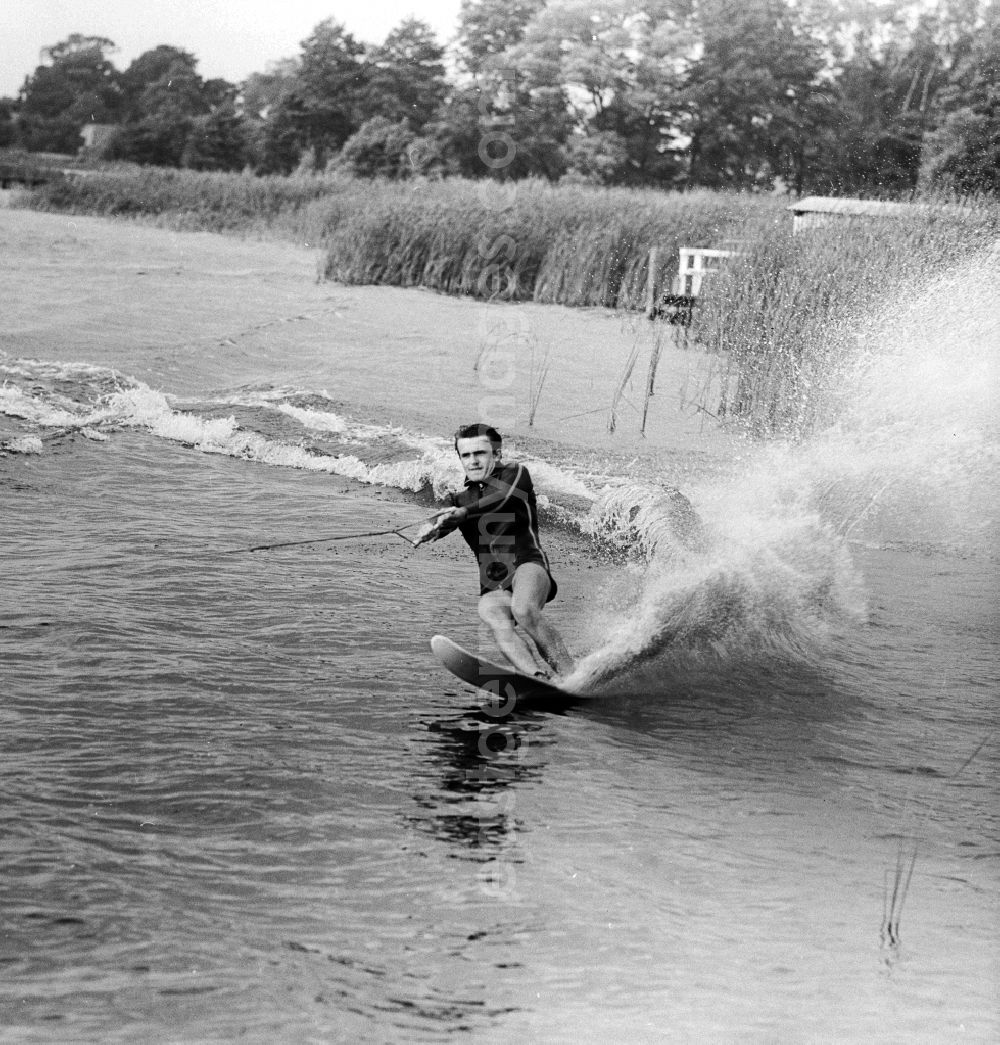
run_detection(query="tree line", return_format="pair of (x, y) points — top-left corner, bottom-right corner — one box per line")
(2, 0), (997, 195)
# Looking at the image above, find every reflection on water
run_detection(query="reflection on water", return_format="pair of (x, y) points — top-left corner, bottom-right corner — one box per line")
(413, 706), (555, 862)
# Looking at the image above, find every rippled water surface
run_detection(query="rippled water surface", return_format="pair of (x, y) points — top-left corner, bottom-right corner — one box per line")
(2, 223), (997, 1041)
(3, 430), (996, 1042)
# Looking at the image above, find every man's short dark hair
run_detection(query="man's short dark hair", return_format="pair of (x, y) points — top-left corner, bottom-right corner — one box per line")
(453, 423), (502, 451)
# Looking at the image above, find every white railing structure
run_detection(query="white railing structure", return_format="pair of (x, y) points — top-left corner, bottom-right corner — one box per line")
(646, 246), (743, 324)
(676, 248), (740, 296)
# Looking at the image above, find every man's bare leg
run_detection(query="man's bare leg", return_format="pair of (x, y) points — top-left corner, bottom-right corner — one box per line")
(478, 589), (547, 676)
(510, 564), (574, 676)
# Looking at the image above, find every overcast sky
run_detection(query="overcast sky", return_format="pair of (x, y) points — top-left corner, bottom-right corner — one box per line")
(1, 0), (464, 98)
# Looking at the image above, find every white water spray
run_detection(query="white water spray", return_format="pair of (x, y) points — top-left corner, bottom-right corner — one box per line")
(570, 248), (999, 690)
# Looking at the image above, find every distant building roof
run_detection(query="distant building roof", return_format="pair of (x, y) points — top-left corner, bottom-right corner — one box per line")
(787, 196), (920, 218)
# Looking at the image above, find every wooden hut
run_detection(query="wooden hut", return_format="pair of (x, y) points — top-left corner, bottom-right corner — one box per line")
(787, 196), (930, 234)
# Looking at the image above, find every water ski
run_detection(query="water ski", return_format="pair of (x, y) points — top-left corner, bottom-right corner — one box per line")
(431, 634), (580, 709)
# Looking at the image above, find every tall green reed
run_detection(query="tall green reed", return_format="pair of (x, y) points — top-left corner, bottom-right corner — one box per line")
(692, 198), (1000, 436)
(23, 165), (356, 241)
(317, 179), (769, 309)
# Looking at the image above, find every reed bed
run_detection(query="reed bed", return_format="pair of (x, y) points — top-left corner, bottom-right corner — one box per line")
(25, 165), (353, 239)
(21, 167), (998, 437)
(23, 168), (771, 309)
(690, 198), (1000, 436)
(318, 179), (770, 309)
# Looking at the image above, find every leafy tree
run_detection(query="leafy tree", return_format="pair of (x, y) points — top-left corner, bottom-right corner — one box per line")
(241, 59), (300, 121)
(111, 46), (236, 166)
(923, 103), (1000, 192)
(420, 75), (571, 180)
(182, 103), (248, 170)
(417, 87), (490, 177)
(13, 1), (997, 194)
(334, 116), (418, 178)
(0, 97), (18, 148)
(808, 0), (993, 195)
(252, 19), (369, 173)
(920, 2), (1000, 192)
(486, 82), (571, 180)
(134, 50), (210, 119)
(679, 0), (830, 190)
(563, 129), (631, 183)
(817, 44), (924, 195)
(617, 1), (699, 186)
(21, 34), (120, 118)
(508, 0), (695, 185)
(458, 0), (547, 74)
(361, 19), (447, 128)
(241, 58), (300, 171)
(118, 46), (199, 119)
(18, 34), (121, 152)
(282, 19), (369, 168)
(256, 92), (309, 174)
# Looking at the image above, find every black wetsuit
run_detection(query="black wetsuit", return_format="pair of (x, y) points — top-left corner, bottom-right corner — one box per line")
(442, 462), (557, 602)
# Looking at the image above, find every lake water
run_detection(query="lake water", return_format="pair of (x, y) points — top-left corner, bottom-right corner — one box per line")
(1, 238), (997, 1041)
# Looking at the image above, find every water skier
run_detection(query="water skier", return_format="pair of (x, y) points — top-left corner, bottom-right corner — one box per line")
(413, 423), (574, 680)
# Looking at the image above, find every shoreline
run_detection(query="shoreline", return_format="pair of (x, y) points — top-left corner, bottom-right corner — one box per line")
(1, 206), (744, 484)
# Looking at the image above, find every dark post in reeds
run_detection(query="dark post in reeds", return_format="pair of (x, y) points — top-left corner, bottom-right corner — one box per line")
(645, 247), (659, 318)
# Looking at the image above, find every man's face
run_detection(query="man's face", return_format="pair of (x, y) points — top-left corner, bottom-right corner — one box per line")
(456, 435), (499, 483)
